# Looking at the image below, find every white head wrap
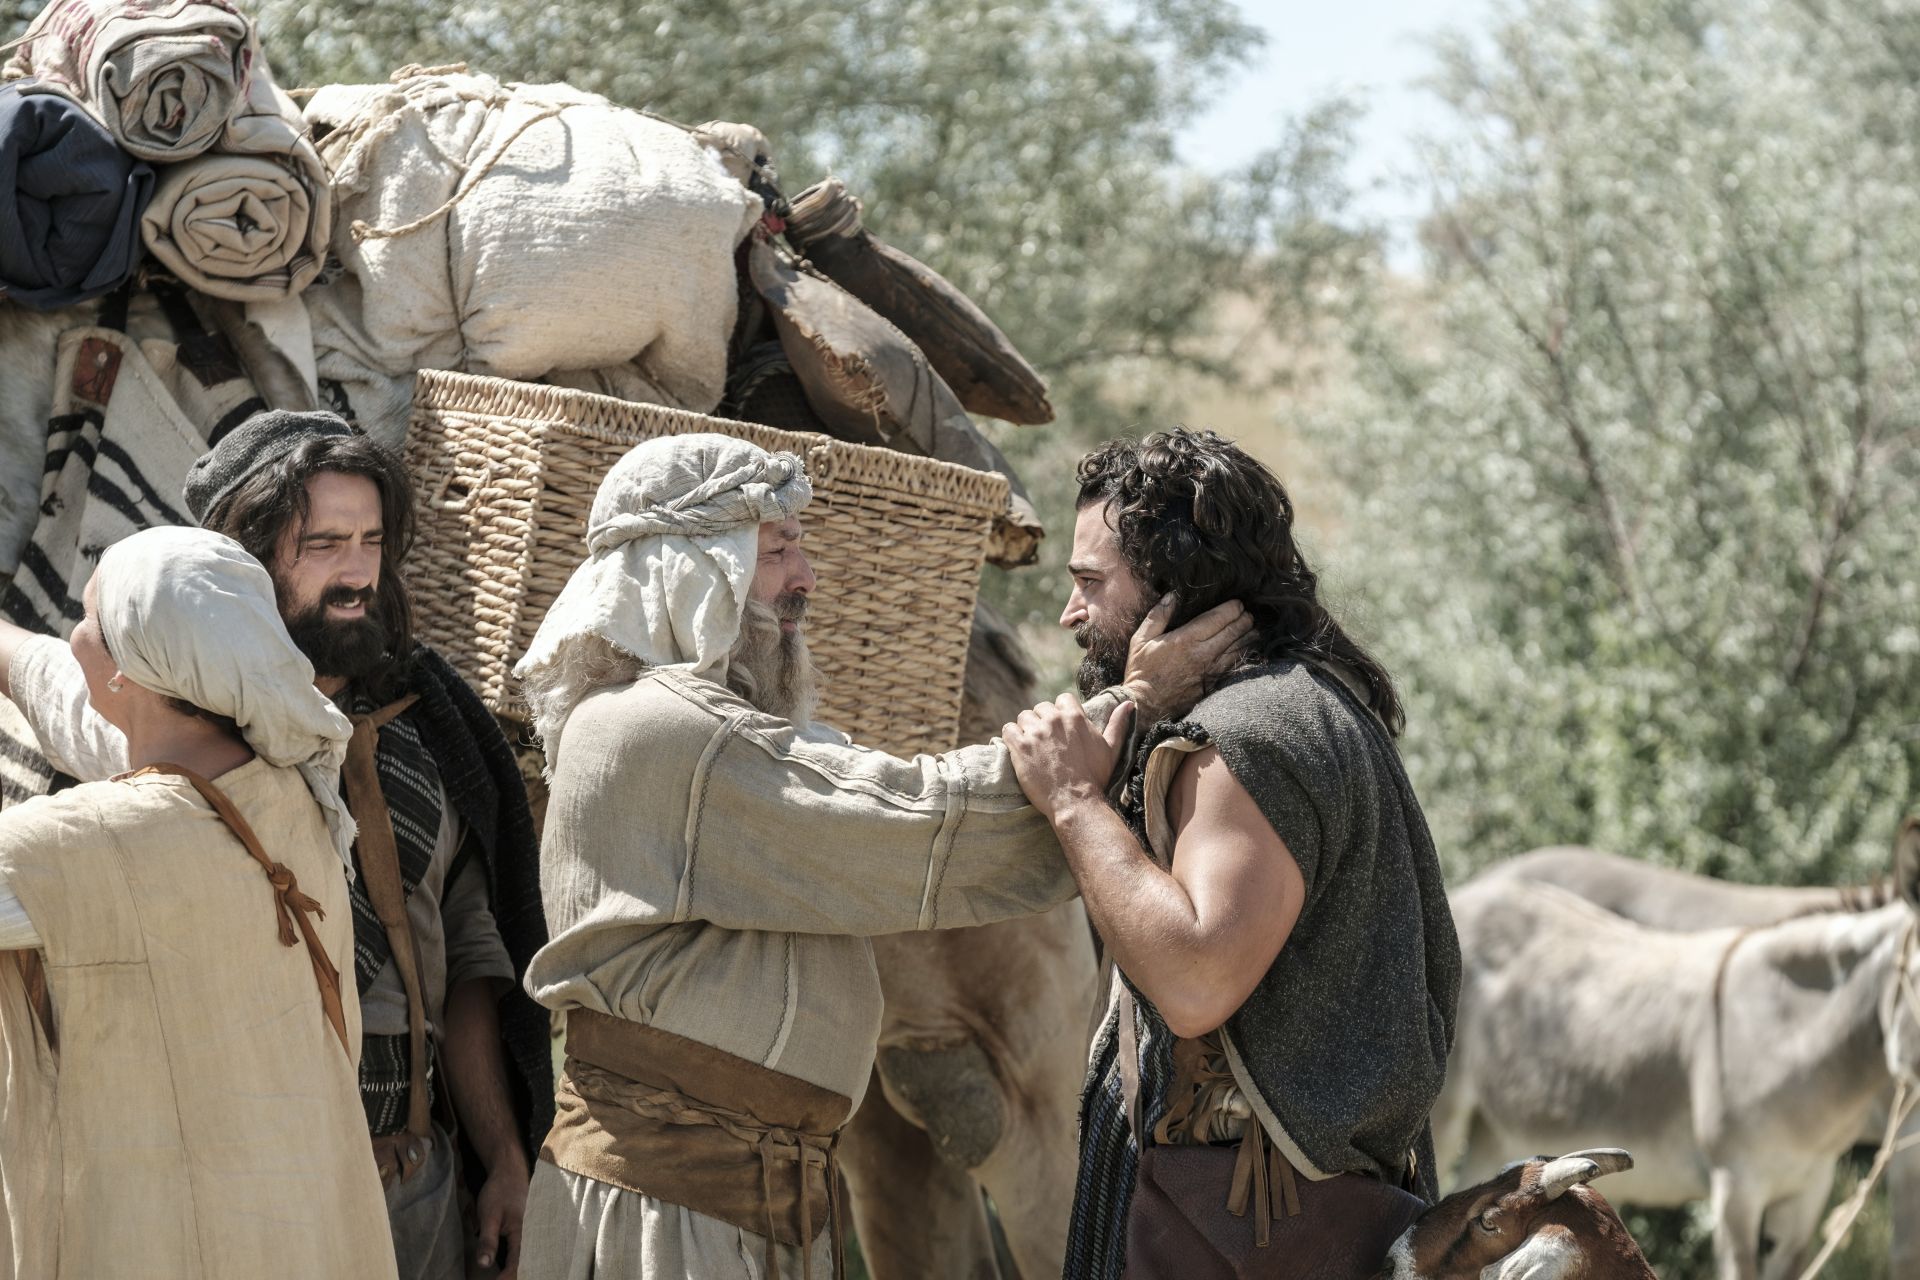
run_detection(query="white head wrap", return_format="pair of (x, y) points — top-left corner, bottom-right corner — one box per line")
(95, 526), (359, 865)
(514, 434), (813, 684)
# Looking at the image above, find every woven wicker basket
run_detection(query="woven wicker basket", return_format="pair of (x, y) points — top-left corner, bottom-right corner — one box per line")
(404, 369), (1011, 757)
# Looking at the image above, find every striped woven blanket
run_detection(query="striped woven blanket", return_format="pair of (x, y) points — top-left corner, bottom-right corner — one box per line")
(0, 324), (216, 805)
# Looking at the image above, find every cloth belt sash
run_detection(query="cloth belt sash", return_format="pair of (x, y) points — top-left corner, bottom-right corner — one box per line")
(342, 694), (435, 1184)
(542, 1009), (851, 1280)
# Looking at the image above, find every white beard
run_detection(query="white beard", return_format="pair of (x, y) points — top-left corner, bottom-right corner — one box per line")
(521, 602), (821, 762)
(725, 597), (819, 725)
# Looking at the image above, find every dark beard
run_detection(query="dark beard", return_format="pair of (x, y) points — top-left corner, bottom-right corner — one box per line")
(281, 584), (391, 682)
(1073, 612), (1139, 700)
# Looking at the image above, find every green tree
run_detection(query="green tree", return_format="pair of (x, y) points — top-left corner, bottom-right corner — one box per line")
(1318, 0), (1920, 891)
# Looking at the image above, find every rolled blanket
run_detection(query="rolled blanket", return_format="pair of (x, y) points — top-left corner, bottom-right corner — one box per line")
(139, 47), (329, 301)
(3, 0), (251, 163)
(0, 82), (154, 309)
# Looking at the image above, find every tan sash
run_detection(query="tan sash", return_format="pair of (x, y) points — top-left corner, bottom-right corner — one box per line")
(542, 1009), (852, 1280)
(127, 763), (350, 1056)
(341, 693), (435, 1185)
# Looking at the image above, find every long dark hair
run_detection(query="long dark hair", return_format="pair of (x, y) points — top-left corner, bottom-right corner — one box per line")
(1076, 428), (1405, 735)
(204, 433), (417, 701)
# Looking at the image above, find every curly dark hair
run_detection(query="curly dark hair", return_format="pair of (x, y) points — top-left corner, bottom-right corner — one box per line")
(1076, 428), (1404, 735)
(203, 432), (416, 702)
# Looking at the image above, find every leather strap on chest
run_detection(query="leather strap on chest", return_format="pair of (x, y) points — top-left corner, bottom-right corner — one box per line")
(128, 763), (350, 1057)
(343, 693), (434, 1182)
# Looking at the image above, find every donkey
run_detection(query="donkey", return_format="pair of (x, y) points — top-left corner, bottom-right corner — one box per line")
(1484, 843), (1920, 1275)
(1479, 846), (1880, 930)
(1435, 819), (1920, 1280)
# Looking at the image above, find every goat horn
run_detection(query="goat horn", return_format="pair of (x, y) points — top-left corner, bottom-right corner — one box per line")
(1557, 1148), (1634, 1178)
(1537, 1157), (1599, 1201)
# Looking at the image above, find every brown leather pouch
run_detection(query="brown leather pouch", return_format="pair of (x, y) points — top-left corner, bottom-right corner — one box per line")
(1114, 998), (1424, 1280)
(1123, 1144), (1423, 1280)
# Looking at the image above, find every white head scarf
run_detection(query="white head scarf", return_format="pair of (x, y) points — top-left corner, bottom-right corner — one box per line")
(514, 434), (813, 686)
(94, 526), (358, 865)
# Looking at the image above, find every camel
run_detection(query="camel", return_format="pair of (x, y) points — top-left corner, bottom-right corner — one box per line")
(840, 601), (1098, 1280)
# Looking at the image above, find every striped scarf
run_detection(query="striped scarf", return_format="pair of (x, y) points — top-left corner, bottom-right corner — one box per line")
(344, 691), (442, 995)
(1063, 985), (1177, 1280)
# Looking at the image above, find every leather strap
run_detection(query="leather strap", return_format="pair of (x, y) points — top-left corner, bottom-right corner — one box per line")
(343, 693), (434, 1182)
(1117, 973), (1143, 1140)
(128, 763), (350, 1057)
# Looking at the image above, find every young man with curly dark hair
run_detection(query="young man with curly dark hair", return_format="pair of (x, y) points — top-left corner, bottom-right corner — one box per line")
(1001, 428), (1461, 1280)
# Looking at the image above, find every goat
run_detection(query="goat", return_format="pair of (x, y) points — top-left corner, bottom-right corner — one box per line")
(1380, 1148), (1653, 1279)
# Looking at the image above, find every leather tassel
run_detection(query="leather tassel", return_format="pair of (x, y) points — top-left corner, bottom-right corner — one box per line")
(1228, 1127), (1257, 1218)
(1274, 1145), (1302, 1218)
(1250, 1129), (1272, 1247)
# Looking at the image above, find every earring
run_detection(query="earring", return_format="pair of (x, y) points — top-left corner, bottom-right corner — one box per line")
(106, 677), (124, 693)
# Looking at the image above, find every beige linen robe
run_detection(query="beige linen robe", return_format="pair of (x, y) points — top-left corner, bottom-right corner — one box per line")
(521, 667), (1088, 1279)
(9, 632), (514, 1280)
(0, 759), (397, 1280)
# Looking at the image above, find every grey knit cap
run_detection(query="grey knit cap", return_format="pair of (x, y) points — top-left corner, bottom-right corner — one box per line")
(183, 409), (355, 524)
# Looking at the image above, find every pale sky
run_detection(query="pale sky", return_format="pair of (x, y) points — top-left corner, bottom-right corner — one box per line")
(1177, 0), (1498, 260)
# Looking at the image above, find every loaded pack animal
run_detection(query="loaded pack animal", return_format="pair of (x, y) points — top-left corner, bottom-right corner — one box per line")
(1380, 1148), (1654, 1280)
(840, 602), (1099, 1279)
(1482, 843), (1920, 1275)
(1436, 819), (1920, 1279)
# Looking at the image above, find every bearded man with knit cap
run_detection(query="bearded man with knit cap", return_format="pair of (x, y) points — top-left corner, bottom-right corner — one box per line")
(513, 433), (1247, 1280)
(0, 411), (549, 1280)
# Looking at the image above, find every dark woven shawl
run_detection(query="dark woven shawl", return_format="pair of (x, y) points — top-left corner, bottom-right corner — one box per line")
(400, 644), (554, 1152)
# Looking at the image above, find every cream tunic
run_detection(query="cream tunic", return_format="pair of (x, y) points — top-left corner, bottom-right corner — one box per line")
(521, 667), (1088, 1279)
(0, 759), (397, 1280)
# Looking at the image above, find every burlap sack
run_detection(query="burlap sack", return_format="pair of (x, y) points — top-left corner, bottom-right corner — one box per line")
(301, 69), (761, 443)
(746, 235), (1042, 567)
(786, 177), (1053, 426)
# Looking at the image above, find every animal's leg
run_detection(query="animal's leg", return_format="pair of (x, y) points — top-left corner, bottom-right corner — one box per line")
(840, 1067), (1001, 1280)
(868, 904), (1098, 1280)
(968, 1047), (1085, 1280)
(1756, 1169), (1834, 1280)
(1891, 1115), (1920, 1278)
(1427, 1075), (1475, 1192)
(1709, 1168), (1764, 1280)
(1449, 1112), (1511, 1191)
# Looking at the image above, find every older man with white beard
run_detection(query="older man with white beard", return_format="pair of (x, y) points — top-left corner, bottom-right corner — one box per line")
(513, 434), (1247, 1280)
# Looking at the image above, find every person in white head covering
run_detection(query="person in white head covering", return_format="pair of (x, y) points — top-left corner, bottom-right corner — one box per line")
(512, 434), (1244, 1280)
(515, 431), (816, 748)
(0, 526), (398, 1280)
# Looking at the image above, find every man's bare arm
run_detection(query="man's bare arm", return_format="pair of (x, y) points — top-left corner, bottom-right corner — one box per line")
(444, 976), (528, 1277)
(1003, 687), (1304, 1038)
